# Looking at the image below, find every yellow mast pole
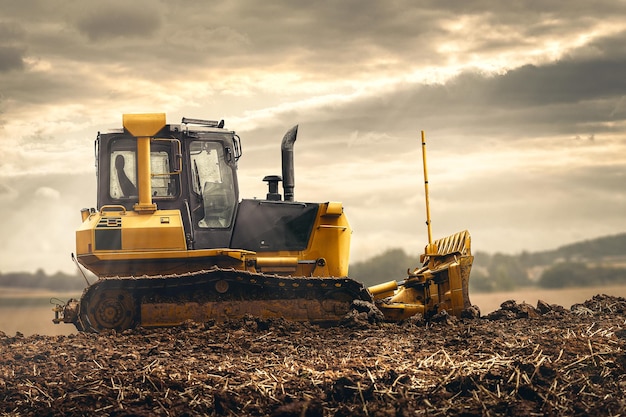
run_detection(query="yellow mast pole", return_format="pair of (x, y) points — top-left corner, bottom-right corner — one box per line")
(421, 131), (433, 244)
(421, 131), (438, 255)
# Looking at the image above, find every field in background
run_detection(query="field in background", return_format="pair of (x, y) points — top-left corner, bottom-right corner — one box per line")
(1, 285), (625, 336)
(0, 288), (80, 336)
(470, 284), (626, 315)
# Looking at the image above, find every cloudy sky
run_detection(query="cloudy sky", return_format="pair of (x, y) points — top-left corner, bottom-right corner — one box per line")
(1, 0), (625, 275)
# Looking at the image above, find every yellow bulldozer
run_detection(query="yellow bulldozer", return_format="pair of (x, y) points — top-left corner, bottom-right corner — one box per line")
(53, 113), (473, 332)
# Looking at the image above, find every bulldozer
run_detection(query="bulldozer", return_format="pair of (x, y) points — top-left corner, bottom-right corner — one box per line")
(53, 113), (474, 332)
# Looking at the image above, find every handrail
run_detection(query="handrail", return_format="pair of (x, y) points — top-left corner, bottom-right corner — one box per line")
(99, 205), (127, 215)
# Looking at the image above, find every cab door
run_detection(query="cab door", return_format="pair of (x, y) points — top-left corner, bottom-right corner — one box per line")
(186, 139), (238, 249)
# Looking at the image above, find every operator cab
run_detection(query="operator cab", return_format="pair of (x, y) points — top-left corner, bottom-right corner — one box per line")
(78, 114), (351, 279)
(96, 117), (241, 249)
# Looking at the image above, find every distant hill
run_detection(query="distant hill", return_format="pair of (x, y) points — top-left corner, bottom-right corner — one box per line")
(515, 233), (626, 266)
(349, 232), (626, 292)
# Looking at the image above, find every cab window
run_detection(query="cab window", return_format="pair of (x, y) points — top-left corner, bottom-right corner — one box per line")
(150, 150), (178, 197)
(110, 149), (137, 199)
(109, 139), (178, 200)
(189, 141), (236, 228)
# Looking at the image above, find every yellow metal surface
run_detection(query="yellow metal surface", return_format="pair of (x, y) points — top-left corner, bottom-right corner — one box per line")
(307, 201), (351, 277)
(374, 230), (473, 321)
(255, 257), (299, 268)
(83, 248), (252, 262)
(76, 214), (96, 253)
(122, 113), (166, 213)
(122, 113), (166, 137)
(120, 210), (186, 250)
(76, 248), (252, 277)
(134, 136), (157, 213)
(419, 230), (472, 265)
(76, 209), (187, 253)
(429, 230), (471, 257)
(76, 208), (256, 276)
(421, 130), (433, 245)
(254, 256), (299, 273)
(368, 280), (398, 300)
(322, 201), (344, 216)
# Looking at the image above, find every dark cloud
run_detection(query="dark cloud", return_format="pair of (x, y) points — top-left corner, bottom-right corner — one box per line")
(2, 0), (623, 110)
(75, 2), (161, 41)
(283, 29), (626, 143)
(0, 0), (623, 74)
(585, 30), (626, 57)
(426, 0), (626, 20)
(487, 59), (626, 106)
(0, 46), (25, 72)
(0, 20), (26, 41)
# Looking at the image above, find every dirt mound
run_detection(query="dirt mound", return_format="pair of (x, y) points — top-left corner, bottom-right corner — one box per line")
(1, 294), (625, 416)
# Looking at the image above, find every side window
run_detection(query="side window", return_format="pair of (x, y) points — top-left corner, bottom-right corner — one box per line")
(109, 140), (178, 200)
(190, 141), (236, 228)
(110, 150), (137, 199)
(150, 150), (178, 198)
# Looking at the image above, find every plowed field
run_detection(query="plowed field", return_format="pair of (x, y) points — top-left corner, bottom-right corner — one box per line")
(1, 295), (625, 416)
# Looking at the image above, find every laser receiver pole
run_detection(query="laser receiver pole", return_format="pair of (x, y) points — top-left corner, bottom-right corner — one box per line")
(421, 131), (437, 255)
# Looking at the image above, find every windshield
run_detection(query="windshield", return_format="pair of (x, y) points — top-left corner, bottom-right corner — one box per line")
(190, 141), (236, 228)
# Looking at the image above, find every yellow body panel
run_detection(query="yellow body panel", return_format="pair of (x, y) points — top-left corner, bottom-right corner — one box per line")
(76, 208), (205, 276)
(121, 212), (186, 250)
(76, 248), (252, 277)
(76, 209), (186, 253)
(76, 201), (352, 278)
(254, 202), (351, 277)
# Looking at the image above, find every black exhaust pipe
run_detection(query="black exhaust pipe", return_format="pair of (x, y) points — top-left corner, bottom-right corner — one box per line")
(281, 125), (298, 202)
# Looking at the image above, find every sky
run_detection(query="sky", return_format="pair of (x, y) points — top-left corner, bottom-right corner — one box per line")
(1, 0), (625, 275)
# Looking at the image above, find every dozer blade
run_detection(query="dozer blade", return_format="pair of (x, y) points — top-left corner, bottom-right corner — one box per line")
(371, 230), (473, 321)
(58, 268), (373, 332)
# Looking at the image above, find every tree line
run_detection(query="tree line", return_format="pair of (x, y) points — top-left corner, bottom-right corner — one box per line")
(350, 232), (626, 292)
(0, 269), (88, 291)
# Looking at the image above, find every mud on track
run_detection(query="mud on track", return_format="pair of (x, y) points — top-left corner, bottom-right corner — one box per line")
(1, 294), (625, 416)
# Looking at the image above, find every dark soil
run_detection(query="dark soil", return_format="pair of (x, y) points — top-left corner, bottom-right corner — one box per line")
(1, 294), (625, 416)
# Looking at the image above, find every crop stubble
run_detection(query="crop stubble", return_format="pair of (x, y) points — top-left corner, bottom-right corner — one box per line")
(1, 294), (625, 416)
